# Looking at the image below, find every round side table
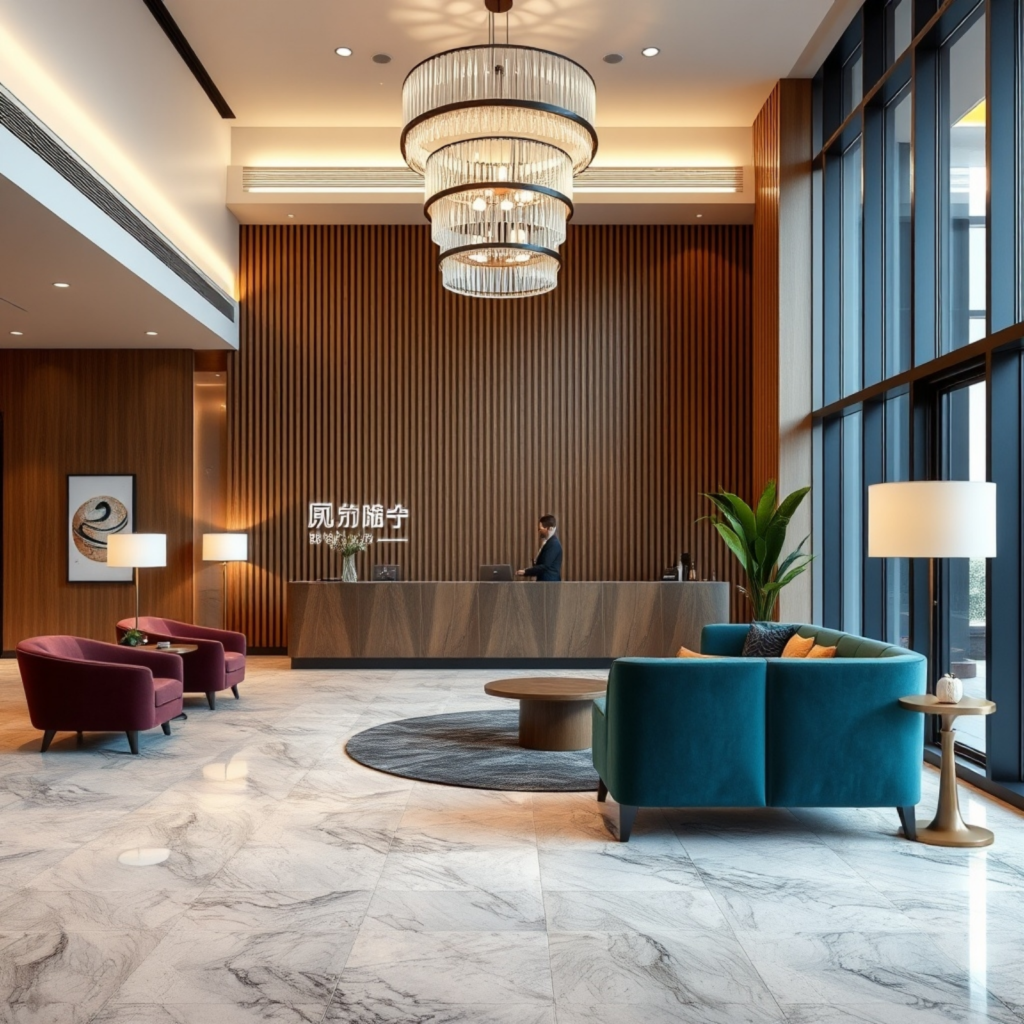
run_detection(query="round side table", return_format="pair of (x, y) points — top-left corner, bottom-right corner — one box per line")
(898, 693), (997, 848)
(484, 677), (607, 751)
(138, 644), (199, 655)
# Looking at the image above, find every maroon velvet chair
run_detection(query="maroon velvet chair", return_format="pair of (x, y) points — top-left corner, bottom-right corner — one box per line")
(116, 617), (246, 710)
(16, 636), (184, 755)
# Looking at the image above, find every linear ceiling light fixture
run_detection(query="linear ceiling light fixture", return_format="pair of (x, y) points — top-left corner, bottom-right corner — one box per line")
(401, 0), (597, 298)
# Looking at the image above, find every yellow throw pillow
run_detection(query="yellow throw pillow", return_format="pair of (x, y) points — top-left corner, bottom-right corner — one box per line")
(806, 644), (837, 659)
(676, 645), (719, 659)
(781, 634), (816, 658)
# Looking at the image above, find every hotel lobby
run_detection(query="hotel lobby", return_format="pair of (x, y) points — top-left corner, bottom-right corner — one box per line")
(2, 0), (1024, 1021)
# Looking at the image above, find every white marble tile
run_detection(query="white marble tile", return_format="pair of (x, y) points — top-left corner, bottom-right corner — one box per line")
(325, 996), (556, 1023)
(548, 930), (778, 1008)
(91, 1004), (328, 1023)
(554, 1004), (786, 1024)
(184, 888), (372, 932)
(544, 889), (729, 934)
(338, 929), (553, 1004)
(114, 924), (356, 1004)
(364, 889), (545, 931)
(0, 887), (193, 932)
(538, 840), (704, 892)
(377, 845), (542, 892)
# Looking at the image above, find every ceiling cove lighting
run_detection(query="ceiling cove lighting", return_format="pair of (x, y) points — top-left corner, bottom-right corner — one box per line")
(401, 0), (597, 298)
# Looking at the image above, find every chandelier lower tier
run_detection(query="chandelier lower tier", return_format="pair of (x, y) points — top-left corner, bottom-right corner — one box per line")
(401, 8), (597, 299)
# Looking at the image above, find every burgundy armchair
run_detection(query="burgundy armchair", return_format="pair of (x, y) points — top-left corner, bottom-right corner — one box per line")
(16, 636), (184, 755)
(116, 617), (246, 710)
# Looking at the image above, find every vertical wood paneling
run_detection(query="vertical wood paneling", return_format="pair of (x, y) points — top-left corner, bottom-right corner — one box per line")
(230, 224), (755, 648)
(1, 350), (194, 648)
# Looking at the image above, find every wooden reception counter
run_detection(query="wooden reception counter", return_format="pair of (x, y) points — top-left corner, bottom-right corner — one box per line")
(288, 581), (730, 668)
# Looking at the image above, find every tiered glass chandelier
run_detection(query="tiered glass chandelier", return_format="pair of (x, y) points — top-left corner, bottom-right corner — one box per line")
(401, 0), (597, 299)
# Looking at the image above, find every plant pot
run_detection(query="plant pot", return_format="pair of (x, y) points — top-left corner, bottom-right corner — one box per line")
(342, 554), (358, 583)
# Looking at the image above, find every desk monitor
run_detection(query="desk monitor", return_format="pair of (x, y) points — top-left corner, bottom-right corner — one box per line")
(479, 564), (514, 581)
(373, 564), (402, 581)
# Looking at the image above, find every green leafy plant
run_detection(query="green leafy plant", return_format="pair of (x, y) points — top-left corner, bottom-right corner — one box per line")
(703, 481), (812, 622)
(119, 628), (148, 647)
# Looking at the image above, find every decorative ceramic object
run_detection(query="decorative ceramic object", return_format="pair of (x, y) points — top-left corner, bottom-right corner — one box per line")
(936, 673), (964, 704)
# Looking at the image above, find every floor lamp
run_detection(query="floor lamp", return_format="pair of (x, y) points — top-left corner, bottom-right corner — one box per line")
(107, 533), (167, 633)
(868, 480), (997, 845)
(203, 533), (248, 629)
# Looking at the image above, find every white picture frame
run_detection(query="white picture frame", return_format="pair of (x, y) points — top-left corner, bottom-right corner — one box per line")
(67, 474), (136, 583)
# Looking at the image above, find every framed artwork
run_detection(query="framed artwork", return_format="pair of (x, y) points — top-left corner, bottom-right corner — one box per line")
(67, 474), (136, 582)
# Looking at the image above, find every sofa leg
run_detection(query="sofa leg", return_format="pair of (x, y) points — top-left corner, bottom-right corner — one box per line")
(161, 721), (171, 736)
(206, 692), (216, 711)
(597, 779), (608, 803)
(231, 684), (240, 699)
(126, 731), (140, 755)
(76, 731), (84, 745)
(897, 805), (918, 841)
(40, 729), (56, 753)
(618, 805), (638, 842)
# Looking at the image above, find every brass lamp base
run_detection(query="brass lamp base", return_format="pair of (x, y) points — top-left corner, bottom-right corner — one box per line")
(916, 822), (994, 848)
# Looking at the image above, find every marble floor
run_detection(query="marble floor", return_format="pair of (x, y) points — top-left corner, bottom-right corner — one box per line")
(1, 657), (1023, 1024)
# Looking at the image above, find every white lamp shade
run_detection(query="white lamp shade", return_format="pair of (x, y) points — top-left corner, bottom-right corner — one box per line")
(868, 481), (997, 559)
(107, 533), (167, 568)
(203, 533), (248, 562)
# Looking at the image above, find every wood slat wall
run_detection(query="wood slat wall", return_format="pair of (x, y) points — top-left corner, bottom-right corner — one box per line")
(230, 224), (755, 649)
(0, 350), (194, 649)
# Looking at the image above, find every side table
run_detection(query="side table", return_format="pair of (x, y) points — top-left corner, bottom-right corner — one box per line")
(898, 693), (997, 848)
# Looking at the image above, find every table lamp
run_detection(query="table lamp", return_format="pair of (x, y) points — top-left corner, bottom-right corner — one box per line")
(203, 533), (248, 628)
(107, 533), (167, 631)
(868, 479), (996, 681)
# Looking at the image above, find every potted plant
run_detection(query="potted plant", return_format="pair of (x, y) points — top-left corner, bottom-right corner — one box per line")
(326, 531), (374, 582)
(703, 480), (812, 621)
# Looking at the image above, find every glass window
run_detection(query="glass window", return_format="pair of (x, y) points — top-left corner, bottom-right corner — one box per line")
(843, 48), (864, 116)
(842, 138), (863, 395)
(887, 0), (913, 64)
(884, 90), (912, 377)
(940, 380), (988, 756)
(941, 13), (987, 352)
(842, 410), (863, 635)
(884, 394), (911, 646)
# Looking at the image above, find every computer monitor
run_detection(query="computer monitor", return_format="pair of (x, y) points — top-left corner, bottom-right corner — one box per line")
(479, 564), (514, 581)
(373, 564), (402, 581)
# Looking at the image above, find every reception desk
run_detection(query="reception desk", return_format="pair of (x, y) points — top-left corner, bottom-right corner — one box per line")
(288, 581), (730, 668)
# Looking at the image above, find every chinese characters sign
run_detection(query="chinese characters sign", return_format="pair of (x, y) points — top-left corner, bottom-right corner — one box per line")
(307, 502), (409, 546)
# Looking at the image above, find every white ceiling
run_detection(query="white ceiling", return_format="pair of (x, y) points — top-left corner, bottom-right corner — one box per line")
(165, 0), (841, 129)
(0, 174), (233, 349)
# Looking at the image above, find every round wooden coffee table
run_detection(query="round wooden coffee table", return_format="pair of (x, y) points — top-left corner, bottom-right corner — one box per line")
(484, 677), (607, 751)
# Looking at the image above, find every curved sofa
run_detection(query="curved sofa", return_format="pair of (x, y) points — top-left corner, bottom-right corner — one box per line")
(116, 617), (246, 709)
(16, 636), (184, 754)
(592, 623), (927, 840)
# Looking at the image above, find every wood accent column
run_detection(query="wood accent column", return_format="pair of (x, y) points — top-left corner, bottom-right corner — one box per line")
(753, 80), (814, 622)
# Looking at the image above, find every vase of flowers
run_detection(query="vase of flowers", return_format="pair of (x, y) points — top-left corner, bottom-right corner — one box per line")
(326, 531), (373, 582)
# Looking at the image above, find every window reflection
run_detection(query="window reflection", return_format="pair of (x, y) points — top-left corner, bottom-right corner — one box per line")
(885, 90), (912, 377)
(842, 411), (863, 635)
(884, 395), (910, 646)
(942, 15), (987, 352)
(842, 138), (863, 395)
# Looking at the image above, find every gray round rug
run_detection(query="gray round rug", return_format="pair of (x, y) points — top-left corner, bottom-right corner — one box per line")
(345, 710), (600, 792)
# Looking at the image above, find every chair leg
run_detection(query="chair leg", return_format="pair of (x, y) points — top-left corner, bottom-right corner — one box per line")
(161, 721), (171, 736)
(40, 729), (56, 753)
(231, 684), (240, 699)
(618, 805), (638, 842)
(897, 805), (917, 841)
(76, 731), (84, 745)
(206, 692), (216, 711)
(126, 731), (140, 755)
(597, 779), (608, 803)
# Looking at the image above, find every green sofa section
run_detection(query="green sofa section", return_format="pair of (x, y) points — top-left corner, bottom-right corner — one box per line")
(592, 623), (927, 841)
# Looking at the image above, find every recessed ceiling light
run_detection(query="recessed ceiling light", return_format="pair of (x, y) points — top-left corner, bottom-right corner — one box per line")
(603, 53), (624, 64)
(10, 330), (23, 336)
(641, 46), (660, 57)
(372, 53), (392, 64)
(287, 213), (295, 219)
(335, 46), (353, 57)
(696, 213), (703, 218)
(146, 331), (158, 336)
(53, 282), (70, 288)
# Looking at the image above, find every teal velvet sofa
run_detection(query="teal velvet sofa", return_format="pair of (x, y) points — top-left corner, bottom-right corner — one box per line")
(592, 623), (927, 841)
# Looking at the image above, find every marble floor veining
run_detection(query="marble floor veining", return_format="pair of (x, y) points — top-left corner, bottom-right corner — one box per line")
(0, 657), (1023, 1023)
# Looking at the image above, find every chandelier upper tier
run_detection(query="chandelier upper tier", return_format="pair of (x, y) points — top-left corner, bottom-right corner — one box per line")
(400, 0), (598, 299)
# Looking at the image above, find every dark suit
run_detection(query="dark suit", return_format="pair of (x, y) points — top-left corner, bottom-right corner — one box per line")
(523, 534), (562, 581)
